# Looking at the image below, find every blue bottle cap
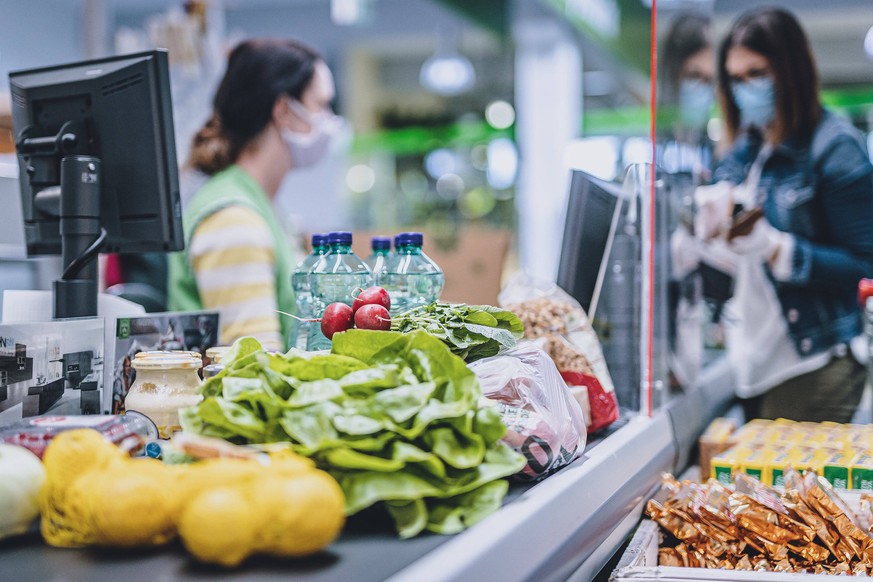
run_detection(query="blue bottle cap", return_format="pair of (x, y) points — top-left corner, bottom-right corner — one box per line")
(395, 232), (423, 247)
(371, 236), (391, 250)
(328, 231), (353, 245)
(311, 233), (328, 247)
(144, 440), (163, 459)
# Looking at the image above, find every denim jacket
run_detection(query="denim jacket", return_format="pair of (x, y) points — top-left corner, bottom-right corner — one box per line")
(712, 110), (873, 357)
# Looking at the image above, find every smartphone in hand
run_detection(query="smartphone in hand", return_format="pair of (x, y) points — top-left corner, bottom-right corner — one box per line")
(727, 206), (764, 241)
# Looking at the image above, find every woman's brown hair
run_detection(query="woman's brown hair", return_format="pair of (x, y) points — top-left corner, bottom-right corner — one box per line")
(717, 7), (821, 146)
(188, 38), (322, 175)
(661, 11), (711, 106)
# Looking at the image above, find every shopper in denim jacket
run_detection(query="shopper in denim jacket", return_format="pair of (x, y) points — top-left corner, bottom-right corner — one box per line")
(694, 7), (873, 422)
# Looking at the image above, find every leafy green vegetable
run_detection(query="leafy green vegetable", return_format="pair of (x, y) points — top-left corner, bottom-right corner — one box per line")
(181, 332), (526, 538)
(426, 480), (509, 535)
(389, 303), (524, 362)
(423, 427), (485, 469)
(339, 471), (444, 514)
(386, 499), (428, 539)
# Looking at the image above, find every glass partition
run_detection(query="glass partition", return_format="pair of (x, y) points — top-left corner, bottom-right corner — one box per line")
(653, 0), (873, 420)
(653, 3), (718, 407)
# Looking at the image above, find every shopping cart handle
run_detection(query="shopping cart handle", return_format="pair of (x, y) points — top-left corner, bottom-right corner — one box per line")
(859, 278), (873, 306)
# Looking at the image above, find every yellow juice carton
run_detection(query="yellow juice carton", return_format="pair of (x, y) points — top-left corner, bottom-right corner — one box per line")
(768, 446), (819, 488)
(698, 417), (738, 481)
(740, 449), (773, 485)
(711, 446), (751, 485)
(822, 451), (852, 490)
(851, 453), (873, 491)
(794, 447), (825, 473)
(733, 419), (773, 443)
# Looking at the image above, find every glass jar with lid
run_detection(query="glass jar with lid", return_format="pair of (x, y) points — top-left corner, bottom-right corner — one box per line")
(203, 346), (230, 379)
(124, 351), (203, 439)
(205, 346), (230, 364)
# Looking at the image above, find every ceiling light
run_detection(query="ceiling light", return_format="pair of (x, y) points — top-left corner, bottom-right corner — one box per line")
(331, 0), (373, 26)
(865, 24), (873, 60)
(419, 32), (476, 97)
(485, 101), (515, 130)
(346, 164), (376, 193)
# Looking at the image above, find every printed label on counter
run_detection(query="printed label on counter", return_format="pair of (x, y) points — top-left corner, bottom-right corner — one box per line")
(29, 416), (114, 428)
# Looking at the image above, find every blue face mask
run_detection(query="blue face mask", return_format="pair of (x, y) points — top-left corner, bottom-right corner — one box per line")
(678, 78), (714, 129)
(731, 76), (775, 129)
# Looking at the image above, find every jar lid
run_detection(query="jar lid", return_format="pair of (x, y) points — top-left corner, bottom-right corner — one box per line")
(131, 351), (202, 370)
(205, 346), (230, 364)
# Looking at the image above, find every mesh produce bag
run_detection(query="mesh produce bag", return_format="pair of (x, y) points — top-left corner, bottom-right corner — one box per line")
(499, 272), (619, 434)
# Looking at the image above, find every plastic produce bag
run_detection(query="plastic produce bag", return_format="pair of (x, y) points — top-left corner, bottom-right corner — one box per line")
(499, 272), (619, 434)
(469, 344), (587, 481)
(0, 414), (158, 459)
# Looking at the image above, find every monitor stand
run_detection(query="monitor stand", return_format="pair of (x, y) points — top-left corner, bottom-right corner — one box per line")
(52, 155), (103, 319)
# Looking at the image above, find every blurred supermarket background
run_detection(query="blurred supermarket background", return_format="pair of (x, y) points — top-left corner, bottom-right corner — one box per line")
(0, 0), (872, 305)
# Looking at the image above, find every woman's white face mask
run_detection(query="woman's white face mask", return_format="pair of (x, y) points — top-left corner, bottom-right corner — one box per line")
(282, 99), (344, 169)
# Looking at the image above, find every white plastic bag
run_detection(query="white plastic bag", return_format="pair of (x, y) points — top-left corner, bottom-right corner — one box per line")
(499, 271), (619, 433)
(469, 344), (587, 481)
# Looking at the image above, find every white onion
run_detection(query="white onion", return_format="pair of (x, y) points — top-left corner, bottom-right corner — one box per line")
(0, 444), (46, 539)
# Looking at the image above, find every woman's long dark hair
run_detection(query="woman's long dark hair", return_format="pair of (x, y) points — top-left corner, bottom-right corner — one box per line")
(661, 12), (711, 106)
(717, 7), (820, 146)
(189, 38), (322, 175)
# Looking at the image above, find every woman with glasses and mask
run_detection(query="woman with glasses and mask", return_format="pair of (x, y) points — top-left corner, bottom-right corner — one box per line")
(693, 7), (873, 422)
(660, 11), (715, 181)
(168, 38), (344, 351)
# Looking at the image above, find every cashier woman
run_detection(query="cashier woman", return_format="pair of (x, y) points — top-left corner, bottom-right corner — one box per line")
(694, 7), (873, 422)
(167, 38), (344, 352)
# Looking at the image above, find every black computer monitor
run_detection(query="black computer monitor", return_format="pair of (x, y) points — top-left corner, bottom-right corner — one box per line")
(556, 170), (626, 315)
(557, 169), (642, 411)
(9, 50), (184, 318)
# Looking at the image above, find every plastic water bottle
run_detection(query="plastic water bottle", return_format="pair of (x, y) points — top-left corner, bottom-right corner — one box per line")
(365, 236), (393, 285)
(308, 231), (372, 349)
(382, 232), (444, 315)
(289, 233), (329, 350)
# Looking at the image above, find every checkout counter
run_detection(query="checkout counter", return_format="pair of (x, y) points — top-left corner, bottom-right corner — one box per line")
(0, 357), (736, 582)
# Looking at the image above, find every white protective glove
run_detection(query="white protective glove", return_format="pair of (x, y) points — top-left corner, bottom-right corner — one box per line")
(728, 217), (794, 280)
(693, 181), (734, 241)
(670, 224), (702, 279)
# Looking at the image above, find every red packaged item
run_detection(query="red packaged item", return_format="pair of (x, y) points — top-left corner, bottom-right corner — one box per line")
(469, 345), (587, 481)
(0, 414), (158, 458)
(858, 278), (873, 307)
(500, 272), (619, 434)
(559, 370), (618, 433)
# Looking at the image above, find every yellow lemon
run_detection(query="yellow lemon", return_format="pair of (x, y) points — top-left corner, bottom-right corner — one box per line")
(178, 486), (257, 567)
(42, 429), (124, 486)
(88, 460), (178, 546)
(266, 448), (315, 476)
(169, 458), (256, 516)
(252, 470), (345, 557)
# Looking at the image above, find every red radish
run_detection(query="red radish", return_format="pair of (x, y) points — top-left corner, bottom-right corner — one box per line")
(860, 278), (873, 306)
(352, 286), (391, 315)
(320, 302), (354, 339)
(354, 304), (391, 331)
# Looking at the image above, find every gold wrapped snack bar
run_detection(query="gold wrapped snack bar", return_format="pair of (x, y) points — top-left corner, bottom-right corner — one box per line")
(735, 555), (753, 570)
(647, 468), (873, 575)
(753, 556), (773, 572)
(658, 547), (683, 567)
(804, 473), (873, 561)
